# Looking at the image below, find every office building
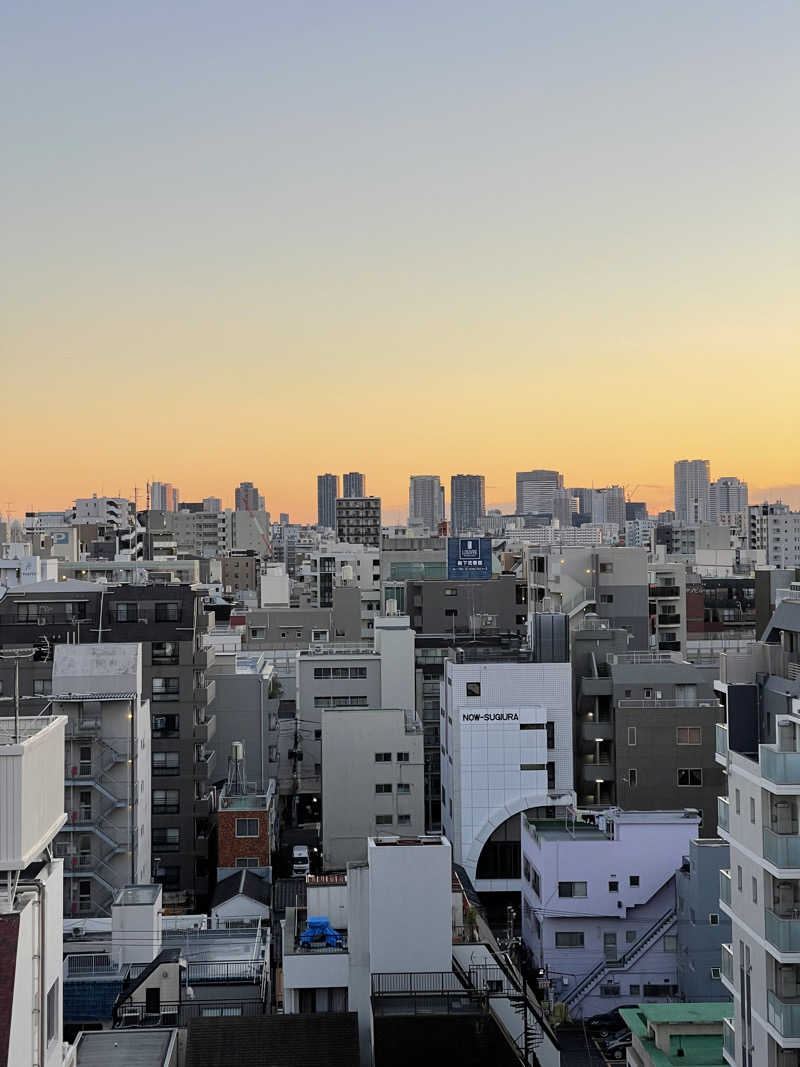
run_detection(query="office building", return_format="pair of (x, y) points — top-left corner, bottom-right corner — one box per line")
(626, 501), (649, 521)
(406, 574), (528, 636)
(202, 496), (221, 513)
(317, 474), (339, 529)
(409, 475), (443, 532)
(321, 706), (425, 868)
(150, 481), (179, 512)
(234, 481), (265, 511)
(591, 485), (626, 527)
(674, 460), (711, 525)
(335, 496), (381, 547)
(709, 477), (748, 523)
(522, 807), (700, 1019)
(450, 474), (486, 535)
(0, 714), (69, 1067)
(342, 472), (365, 498)
(515, 469), (564, 515)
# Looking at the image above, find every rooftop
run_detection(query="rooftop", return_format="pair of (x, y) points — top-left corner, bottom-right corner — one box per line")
(525, 808), (701, 842)
(74, 1029), (176, 1067)
(114, 885), (161, 907)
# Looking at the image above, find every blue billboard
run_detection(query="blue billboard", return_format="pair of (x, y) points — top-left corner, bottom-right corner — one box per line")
(446, 537), (493, 580)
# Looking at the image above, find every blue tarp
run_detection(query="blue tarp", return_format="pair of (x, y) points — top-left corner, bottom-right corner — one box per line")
(300, 916), (343, 948)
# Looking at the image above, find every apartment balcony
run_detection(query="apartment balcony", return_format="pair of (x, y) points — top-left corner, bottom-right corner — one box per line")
(581, 759), (614, 785)
(193, 714), (217, 744)
(195, 750), (217, 781)
(764, 827), (800, 869)
(649, 585), (681, 598)
(761, 747), (800, 787)
(720, 869), (731, 907)
(658, 640), (682, 651)
(718, 796), (730, 833)
(716, 723), (729, 762)
(65, 718), (103, 739)
(581, 677), (613, 697)
(766, 909), (800, 953)
(767, 989), (800, 1038)
(580, 720), (614, 743)
(193, 793), (213, 816)
(720, 943), (734, 987)
(194, 646), (215, 671)
(722, 1017), (735, 1063)
(194, 680), (216, 707)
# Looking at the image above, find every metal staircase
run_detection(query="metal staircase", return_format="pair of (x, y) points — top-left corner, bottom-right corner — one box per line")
(563, 906), (677, 1015)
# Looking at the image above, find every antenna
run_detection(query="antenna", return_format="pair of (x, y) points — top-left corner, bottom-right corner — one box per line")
(227, 742), (247, 796)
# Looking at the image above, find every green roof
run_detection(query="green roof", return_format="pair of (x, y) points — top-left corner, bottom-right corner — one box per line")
(619, 1003), (734, 1067)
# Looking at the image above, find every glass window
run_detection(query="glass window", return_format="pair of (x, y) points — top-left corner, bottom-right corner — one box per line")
(628, 768), (638, 786)
(555, 932), (584, 948)
(152, 789), (179, 813)
(375, 784), (392, 794)
(629, 875), (640, 887)
(397, 814), (411, 825)
(375, 815), (393, 825)
(152, 677), (179, 701)
(677, 768), (703, 786)
(153, 752), (180, 775)
(627, 727), (637, 746)
(396, 751), (409, 762)
(397, 783), (411, 794)
(676, 726), (702, 745)
(155, 601), (179, 622)
(235, 818), (259, 837)
(115, 602), (138, 622)
(466, 682), (481, 697)
(558, 881), (587, 898)
(375, 752), (391, 762)
(608, 880), (619, 892)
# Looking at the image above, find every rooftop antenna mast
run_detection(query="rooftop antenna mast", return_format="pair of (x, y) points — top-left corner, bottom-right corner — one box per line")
(227, 741), (247, 796)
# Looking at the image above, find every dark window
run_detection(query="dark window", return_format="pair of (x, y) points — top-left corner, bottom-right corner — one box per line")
(609, 880), (619, 892)
(235, 818), (259, 837)
(555, 932), (584, 948)
(466, 682), (481, 697)
(152, 677), (179, 701)
(396, 751), (410, 762)
(546, 721), (555, 748)
(115, 602), (138, 622)
(677, 768), (703, 787)
(558, 881), (587, 898)
(155, 601), (180, 622)
(630, 875), (640, 887)
(375, 784), (392, 794)
(375, 752), (392, 762)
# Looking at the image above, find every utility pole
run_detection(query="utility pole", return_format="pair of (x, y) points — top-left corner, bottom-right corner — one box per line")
(0, 648), (37, 742)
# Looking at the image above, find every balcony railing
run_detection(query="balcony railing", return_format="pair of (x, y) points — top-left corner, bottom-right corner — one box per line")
(765, 908), (800, 953)
(113, 999), (265, 1028)
(716, 723), (729, 760)
(720, 869), (731, 906)
(718, 796), (729, 832)
(657, 614), (682, 625)
(722, 1017), (735, 1061)
(761, 747), (800, 786)
(768, 989), (800, 1037)
(763, 827), (800, 869)
(649, 585), (681, 598)
(720, 943), (733, 985)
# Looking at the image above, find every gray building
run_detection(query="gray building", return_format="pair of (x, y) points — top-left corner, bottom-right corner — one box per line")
(342, 472), (365, 498)
(317, 474), (339, 529)
(242, 605), (360, 650)
(208, 651), (280, 790)
(406, 575), (528, 636)
(675, 838), (731, 1001)
(409, 475), (444, 532)
(674, 459), (711, 525)
(234, 481), (265, 512)
(335, 496), (381, 547)
(515, 469), (563, 516)
(321, 706), (424, 869)
(0, 581), (217, 908)
(450, 474), (486, 535)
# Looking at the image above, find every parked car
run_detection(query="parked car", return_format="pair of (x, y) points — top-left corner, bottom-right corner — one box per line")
(599, 1030), (632, 1060)
(292, 844), (310, 876)
(584, 1007), (637, 1036)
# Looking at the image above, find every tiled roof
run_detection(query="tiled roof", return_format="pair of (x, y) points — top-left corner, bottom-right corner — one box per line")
(185, 1012), (359, 1067)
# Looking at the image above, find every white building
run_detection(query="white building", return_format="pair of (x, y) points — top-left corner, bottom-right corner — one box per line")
(52, 644), (151, 917)
(440, 655), (574, 892)
(674, 459), (711, 525)
(0, 714), (70, 1067)
(0, 547), (58, 589)
(71, 495), (132, 528)
(521, 807), (700, 1020)
(709, 478), (749, 524)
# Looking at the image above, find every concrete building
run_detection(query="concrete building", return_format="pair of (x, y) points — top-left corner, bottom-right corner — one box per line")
(621, 1002), (733, 1067)
(0, 714), (69, 1067)
(516, 469), (564, 516)
(675, 838), (731, 1001)
(342, 472), (365, 499)
(648, 561), (688, 655)
(709, 477), (749, 523)
(521, 807), (700, 1019)
(450, 475), (485, 535)
(321, 707), (424, 868)
(408, 476), (443, 532)
(53, 644), (151, 917)
(207, 652), (279, 791)
(380, 535), (446, 615)
(294, 543), (379, 610)
(317, 474), (339, 529)
(150, 482), (179, 512)
(336, 497), (381, 547)
(674, 459), (711, 525)
(406, 574), (528, 636)
(220, 551), (259, 595)
(591, 486), (625, 528)
(242, 605), (359, 649)
(234, 481), (264, 512)
(71, 495), (132, 528)
(440, 652), (574, 893)
(202, 496), (221, 513)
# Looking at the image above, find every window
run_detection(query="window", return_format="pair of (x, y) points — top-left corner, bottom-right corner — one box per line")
(152, 641), (179, 663)
(152, 752), (179, 776)
(546, 721), (555, 748)
(444, 588), (458, 597)
(46, 979), (59, 1044)
(375, 752), (391, 762)
(396, 751), (409, 762)
(600, 593), (614, 604)
(628, 768), (638, 786)
(710, 966), (721, 980)
(531, 868), (541, 897)
(523, 857), (531, 883)
(236, 857), (260, 868)
(644, 983), (678, 997)
(444, 609), (458, 617)
(752, 877), (758, 903)
(608, 880), (619, 892)
(629, 984), (641, 995)
(626, 930), (637, 944)
(466, 682), (481, 697)
(709, 913), (719, 925)
(235, 818), (259, 837)
(547, 762), (555, 790)
(677, 768), (703, 786)
(78, 745), (92, 776)
(397, 783), (411, 794)
(558, 881), (587, 898)
(521, 763), (546, 772)
(663, 934), (677, 952)
(155, 601), (179, 622)
(249, 627), (265, 640)
(152, 677), (179, 701)
(115, 602), (138, 622)
(643, 688), (653, 699)
(397, 814), (411, 825)
(676, 726), (702, 745)
(375, 784), (392, 794)
(737, 866), (743, 892)
(376, 815), (393, 825)
(750, 797), (756, 824)
(152, 828), (180, 851)
(630, 875), (640, 887)
(735, 789), (741, 814)
(599, 563), (614, 574)
(555, 932), (584, 948)
(311, 630), (329, 642)
(152, 713), (179, 737)
(34, 679), (51, 696)
(152, 789), (179, 814)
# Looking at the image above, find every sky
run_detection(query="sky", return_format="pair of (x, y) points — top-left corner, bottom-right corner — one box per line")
(2, 2), (799, 523)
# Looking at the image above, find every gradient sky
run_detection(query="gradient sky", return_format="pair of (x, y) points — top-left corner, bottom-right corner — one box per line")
(2, 2), (799, 523)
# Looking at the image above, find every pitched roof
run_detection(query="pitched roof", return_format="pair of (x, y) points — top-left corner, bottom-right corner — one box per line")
(185, 1012), (359, 1067)
(116, 948), (183, 1008)
(0, 914), (20, 1066)
(271, 877), (307, 914)
(75, 1029), (175, 1066)
(211, 870), (270, 910)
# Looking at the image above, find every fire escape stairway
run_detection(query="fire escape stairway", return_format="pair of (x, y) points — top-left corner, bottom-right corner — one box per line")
(452, 955), (544, 1066)
(562, 906), (677, 1014)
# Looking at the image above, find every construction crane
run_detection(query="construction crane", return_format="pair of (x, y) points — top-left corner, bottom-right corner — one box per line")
(243, 498), (272, 558)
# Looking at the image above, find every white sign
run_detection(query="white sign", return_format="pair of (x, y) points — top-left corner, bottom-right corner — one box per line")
(461, 711), (519, 724)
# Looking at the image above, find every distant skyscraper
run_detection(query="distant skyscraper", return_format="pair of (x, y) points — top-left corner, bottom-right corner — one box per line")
(708, 477), (748, 523)
(150, 481), (178, 511)
(343, 472), (366, 498)
(590, 486), (625, 527)
(317, 474), (339, 528)
(515, 470), (564, 515)
(626, 501), (648, 521)
(569, 488), (594, 516)
(450, 475), (486, 534)
(279, 512), (289, 526)
(674, 460), (711, 524)
(203, 496), (221, 513)
(235, 481), (264, 511)
(409, 475), (443, 531)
